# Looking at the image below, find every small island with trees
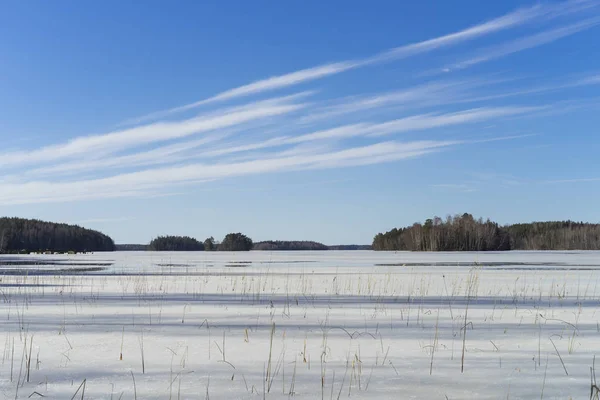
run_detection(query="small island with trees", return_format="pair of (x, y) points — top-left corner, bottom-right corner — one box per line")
(147, 233), (253, 251)
(148, 236), (204, 251)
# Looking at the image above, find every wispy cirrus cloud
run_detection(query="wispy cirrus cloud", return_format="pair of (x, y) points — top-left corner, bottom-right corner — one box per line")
(577, 74), (600, 85)
(430, 183), (478, 193)
(11, 103), (542, 182)
(0, 94), (308, 169)
(447, 17), (600, 71)
(0, 141), (457, 205)
(123, 0), (588, 125)
(544, 177), (600, 183)
(368, 106), (543, 136)
(0, 131), (535, 206)
(275, 107), (539, 145)
(2, 0), (598, 206)
(299, 80), (477, 123)
(22, 133), (230, 178)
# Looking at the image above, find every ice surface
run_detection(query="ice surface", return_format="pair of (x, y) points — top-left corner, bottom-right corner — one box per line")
(1, 250), (599, 399)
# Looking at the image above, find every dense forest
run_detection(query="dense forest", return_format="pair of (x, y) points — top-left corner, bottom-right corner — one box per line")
(506, 221), (600, 250)
(148, 236), (204, 251)
(373, 213), (600, 251)
(253, 240), (328, 251)
(0, 217), (115, 253)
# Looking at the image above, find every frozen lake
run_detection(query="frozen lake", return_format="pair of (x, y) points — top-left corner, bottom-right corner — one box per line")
(1, 251), (599, 399)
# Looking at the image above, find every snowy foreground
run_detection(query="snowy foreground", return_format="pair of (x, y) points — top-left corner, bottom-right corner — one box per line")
(1, 251), (600, 399)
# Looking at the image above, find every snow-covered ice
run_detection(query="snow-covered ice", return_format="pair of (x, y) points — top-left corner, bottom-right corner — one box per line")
(1, 250), (599, 399)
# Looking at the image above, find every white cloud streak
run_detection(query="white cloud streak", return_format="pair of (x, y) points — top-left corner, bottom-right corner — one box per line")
(577, 74), (600, 85)
(368, 106), (543, 136)
(236, 106), (541, 150)
(449, 17), (600, 70)
(430, 183), (478, 192)
(544, 177), (600, 183)
(23, 133), (229, 177)
(0, 141), (456, 205)
(299, 81), (474, 123)
(12, 103), (541, 181)
(123, 1), (580, 125)
(0, 94), (308, 169)
(0, 130), (535, 206)
(3, 1), (596, 207)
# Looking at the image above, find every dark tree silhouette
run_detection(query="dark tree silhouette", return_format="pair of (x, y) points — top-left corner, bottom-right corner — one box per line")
(327, 245), (372, 250)
(0, 217), (115, 253)
(506, 221), (600, 250)
(148, 236), (204, 251)
(373, 214), (600, 251)
(219, 233), (253, 251)
(253, 241), (328, 251)
(115, 244), (148, 251)
(203, 237), (216, 251)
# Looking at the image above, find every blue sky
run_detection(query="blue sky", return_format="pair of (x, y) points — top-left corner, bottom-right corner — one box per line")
(1, 1), (600, 245)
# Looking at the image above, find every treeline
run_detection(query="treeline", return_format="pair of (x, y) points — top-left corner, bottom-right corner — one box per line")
(373, 213), (600, 251)
(253, 241), (328, 251)
(254, 242), (372, 251)
(148, 233), (253, 251)
(0, 217), (115, 253)
(506, 221), (600, 250)
(115, 244), (148, 251)
(146, 237), (370, 251)
(328, 245), (372, 250)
